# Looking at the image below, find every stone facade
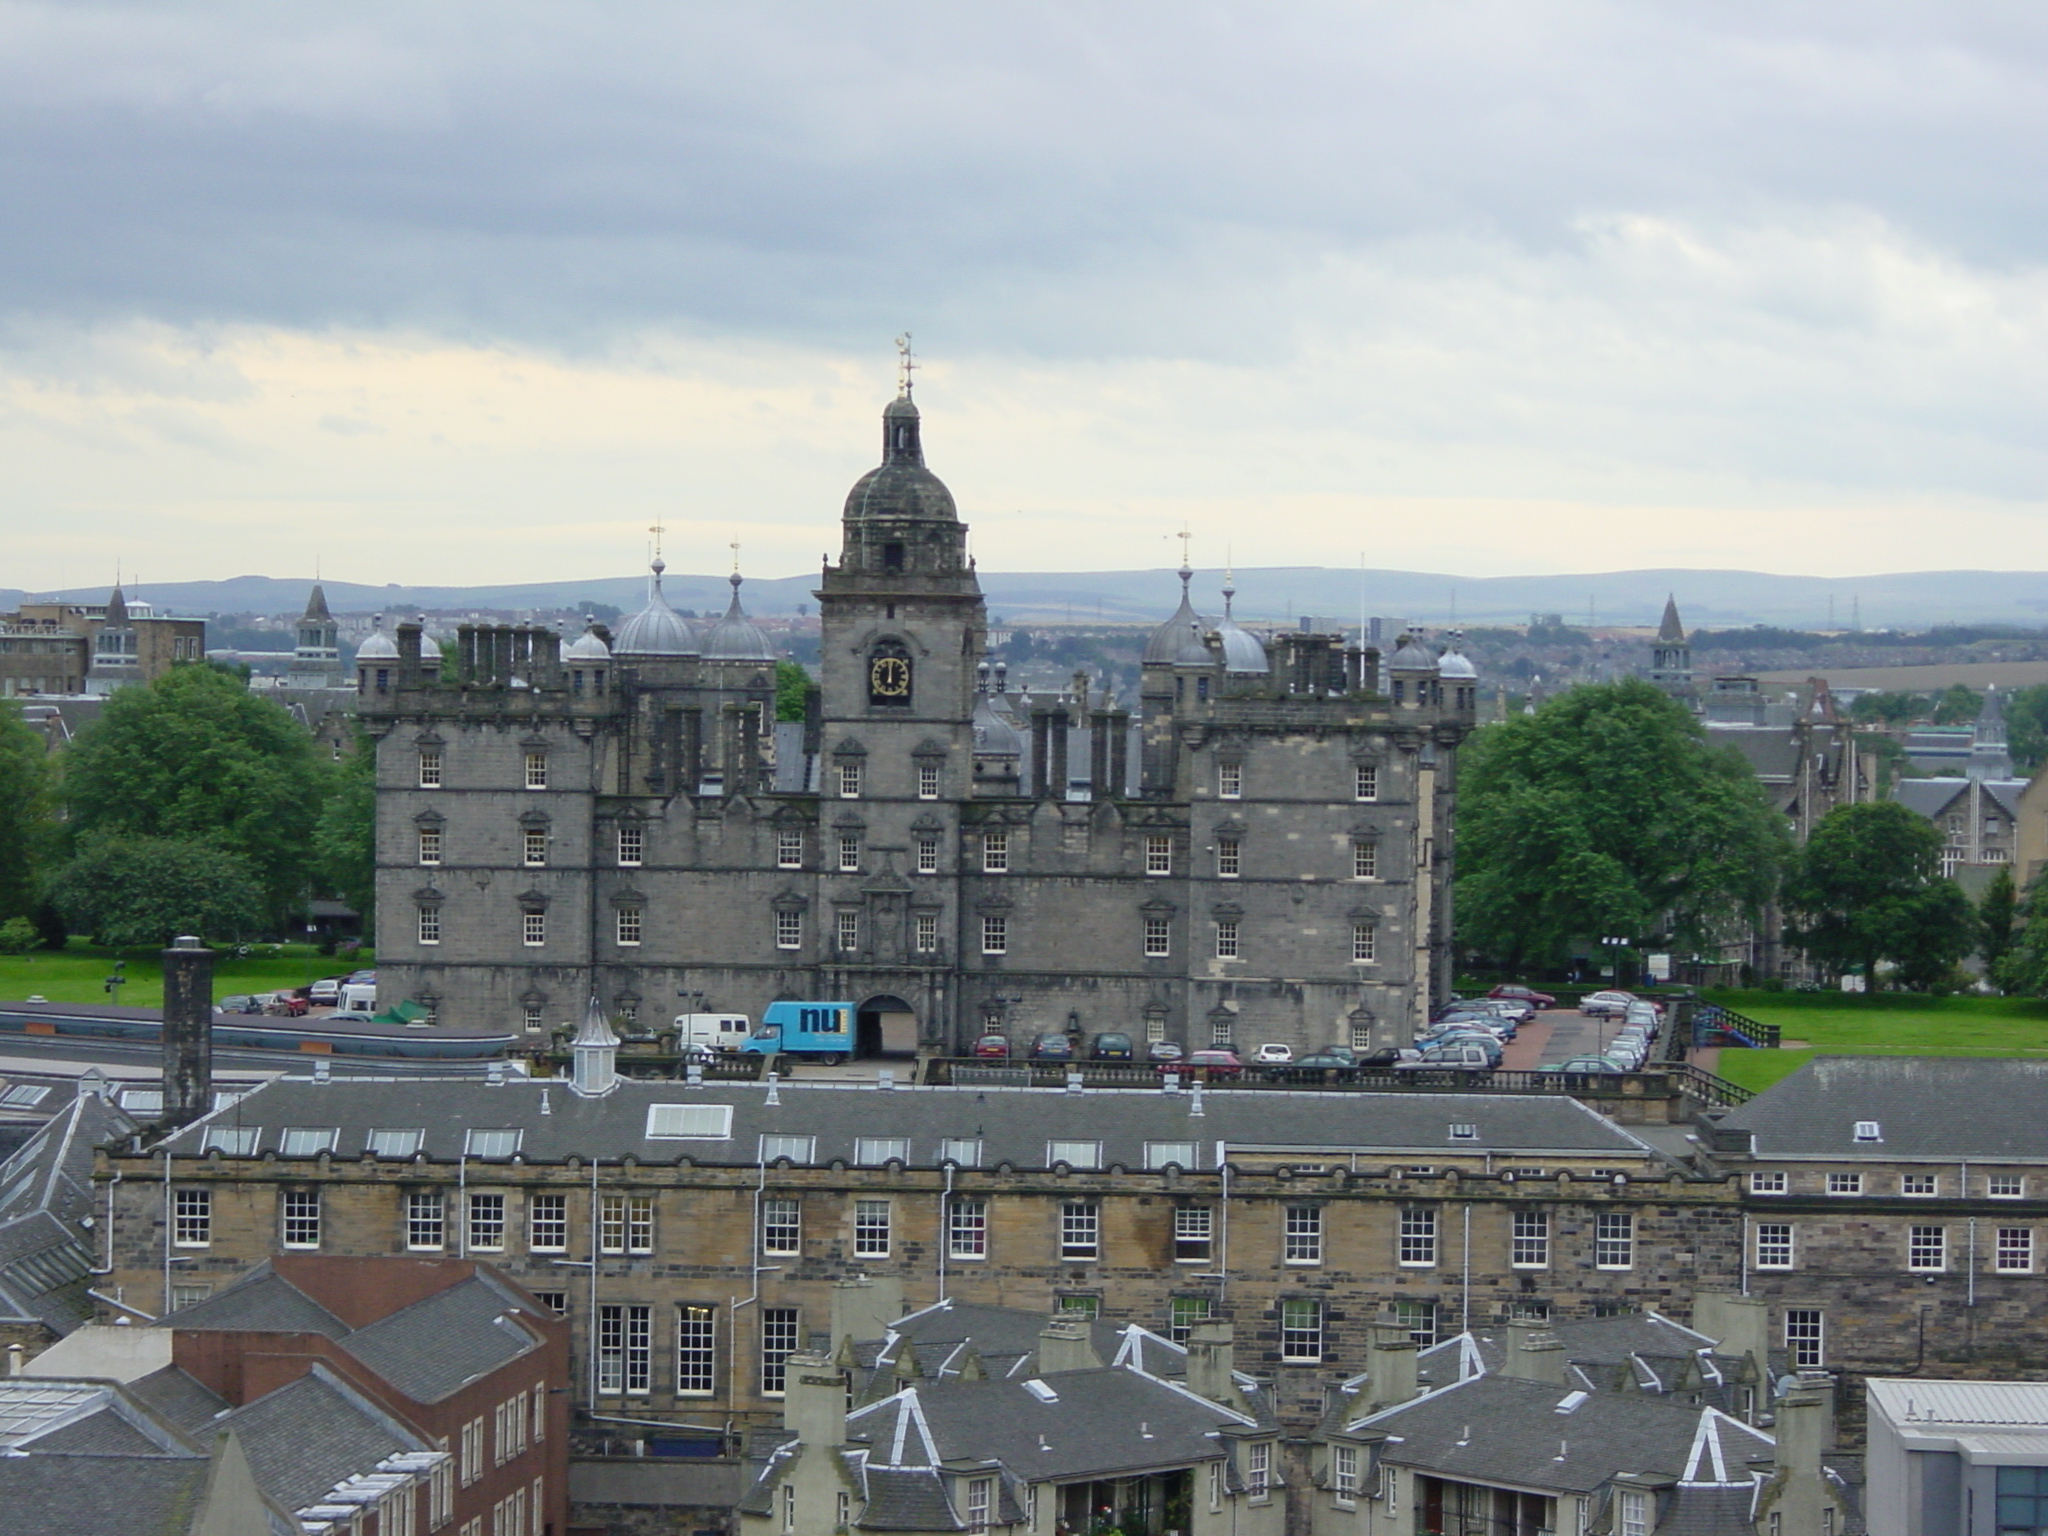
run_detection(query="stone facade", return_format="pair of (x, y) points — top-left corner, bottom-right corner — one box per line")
(359, 388), (1474, 1053)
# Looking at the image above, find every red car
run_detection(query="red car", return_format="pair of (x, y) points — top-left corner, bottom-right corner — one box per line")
(1169, 1048), (1244, 1079)
(1489, 984), (1556, 1009)
(971, 1032), (1012, 1059)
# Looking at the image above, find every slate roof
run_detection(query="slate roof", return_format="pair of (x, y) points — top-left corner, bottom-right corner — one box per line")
(1717, 1057), (2048, 1161)
(1349, 1374), (1773, 1496)
(164, 1261), (545, 1405)
(164, 1266), (351, 1338)
(869, 1299), (1188, 1388)
(217, 1367), (423, 1512)
(1413, 1313), (1748, 1410)
(148, 1075), (1666, 1170)
(341, 1271), (544, 1402)
(127, 1366), (231, 1435)
(0, 1455), (212, 1536)
(0, 1090), (136, 1333)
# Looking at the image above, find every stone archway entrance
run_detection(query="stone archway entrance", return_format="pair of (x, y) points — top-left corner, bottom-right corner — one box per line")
(856, 994), (918, 1058)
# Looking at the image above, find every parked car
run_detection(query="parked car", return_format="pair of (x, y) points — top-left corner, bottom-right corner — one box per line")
(1090, 1032), (1136, 1061)
(1180, 1048), (1245, 1078)
(1311, 1044), (1360, 1064)
(1473, 998), (1534, 1025)
(1623, 1001), (1662, 1034)
(214, 994), (263, 1015)
(1579, 990), (1637, 1018)
(1288, 1049), (1358, 1076)
(1415, 1029), (1503, 1064)
(1253, 1043), (1294, 1064)
(307, 978), (342, 1005)
(264, 993), (310, 1017)
(1394, 1042), (1495, 1073)
(1146, 1039), (1186, 1064)
(1490, 983), (1557, 1008)
(1028, 1033), (1075, 1061)
(1540, 1054), (1631, 1077)
(971, 1032), (1012, 1059)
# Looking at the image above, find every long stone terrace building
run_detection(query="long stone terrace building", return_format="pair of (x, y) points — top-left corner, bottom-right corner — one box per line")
(102, 1059), (1726, 1437)
(358, 379), (1476, 1054)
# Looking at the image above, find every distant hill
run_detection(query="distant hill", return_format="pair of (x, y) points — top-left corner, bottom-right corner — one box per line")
(4, 566), (2045, 632)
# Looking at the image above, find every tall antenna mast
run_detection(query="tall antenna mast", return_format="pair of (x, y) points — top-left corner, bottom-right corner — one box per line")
(895, 333), (917, 399)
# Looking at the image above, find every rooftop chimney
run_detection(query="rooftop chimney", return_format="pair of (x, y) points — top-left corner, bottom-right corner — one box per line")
(1363, 1322), (1419, 1412)
(778, 1350), (846, 1452)
(830, 1275), (904, 1355)
(1692, 1292), (1768, 1378)
(1037, 1317), (1101, 1375)
(160, 937), (214, 1129)
(1765, 1372), (1839, 1533)
(1502, 1319), (1567, 1385)
(1185, 1321), (1238, 1406)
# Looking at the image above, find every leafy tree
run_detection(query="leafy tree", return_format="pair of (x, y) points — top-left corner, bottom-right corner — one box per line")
(1782, 801), (1975, 990)
(1980, 865), (2019, 982)
(774, 660), (813, 723)
(1849, 691), (1927, 725)
(1998, 883), (2048, 997)
(0, 918), (38, 955)
(1453, 680), (1789, 970)
(2006, 684), (2048, 772)
(1931, 684), (1984, 725)
(60, 665), (327, 925)
(47, 834), (264, 948)
(0, 701), (54, 924)
(313, 735), (376, 929)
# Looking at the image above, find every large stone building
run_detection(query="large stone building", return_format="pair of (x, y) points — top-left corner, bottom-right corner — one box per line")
(358, 384), (1475, 1053)
(0, 583), (207, 699)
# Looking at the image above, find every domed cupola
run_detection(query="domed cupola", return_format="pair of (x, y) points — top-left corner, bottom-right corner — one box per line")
(1436, 632), (1477, 681)
(612, 560), (698, 657)
(563, 619), (612, 663)
(702, 572), (774, 662)
(1142, 566), (1217, 668)
(1213, 574), (1269, 676)
(354, 616), (400, 662)
(1387, 632), (1439, 674)
(842, 394), (961, 526)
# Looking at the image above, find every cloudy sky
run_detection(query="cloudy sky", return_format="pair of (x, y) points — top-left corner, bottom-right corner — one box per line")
(3, 1), (2045, 594)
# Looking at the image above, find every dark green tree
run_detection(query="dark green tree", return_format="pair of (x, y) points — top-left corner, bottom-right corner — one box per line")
(1849, 691), (1927, 726)
(1932, 684), (1985, 725)
(0, 701), (54, 924)
(313, 735), (376, 929)
(1782, 801), (1975, 990)
(47, 834), (265, 948)
(1453, 680), (1789, 969)
(2006, 684), (2048, 772)
(1980, 866), (2019, 984)
(60, 664), (327, 925)
(774, 660), (813, 723)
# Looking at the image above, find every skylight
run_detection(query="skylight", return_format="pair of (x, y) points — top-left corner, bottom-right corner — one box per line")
(1145, 1141), (1198, 1170)
(0, 1084), (50, 1108)
(1854, 1121), (1882, 1142)
(366, 1128), (424, 1158)
(1047, 1140), (1102, 1169)
(201, 1126), (260, 1156)
(279, 1127), (339, 1157)
(645, 1104), (733, 1140)
(855, 1137), (910, 1166)
(119, 1088), (163, 1115)
(465, 1129), (521, 1159)
(759, 1134), (815, 1164)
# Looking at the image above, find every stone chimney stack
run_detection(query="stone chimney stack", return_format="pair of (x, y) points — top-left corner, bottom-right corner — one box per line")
(778, 1350), (847, 1452)
(1765, 1372), (1839, 1534)
(1363, 1322), (1418, 1412)
(160, 936), (214, 1129)
(1037, 1318), (1101, 1375)
(1184, 1321), (1238, 1405)
(830, 1275), (904, 1355)
(1692, 1293), (1769, 1375)
(1502, 1319), (1568, 1386)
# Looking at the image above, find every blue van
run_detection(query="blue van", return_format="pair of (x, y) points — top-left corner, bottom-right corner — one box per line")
(739, 1001), (855, 1060)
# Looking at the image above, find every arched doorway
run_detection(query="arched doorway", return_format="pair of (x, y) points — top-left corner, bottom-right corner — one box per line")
(857, 994), (918, 1058)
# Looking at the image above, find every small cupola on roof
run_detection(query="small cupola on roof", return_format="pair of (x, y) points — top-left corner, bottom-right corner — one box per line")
(569, 996), (621, 1097)
(842, 395), (960, 525)
(1142, 566), (1217, 668)
(563, 619), (611, 662)
(612, 559), (698, 657)
(1387, 631), (1438, 673)
(354, 616), (400, 661)
(1437, 631), (1477, 680)
(702, 572), (774, 662)
(1213, 574), (1269, 676)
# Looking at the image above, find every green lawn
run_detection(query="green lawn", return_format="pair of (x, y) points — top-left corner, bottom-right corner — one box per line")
(1705, 990), (2048, 1094)
(0, 944), (369, 1009)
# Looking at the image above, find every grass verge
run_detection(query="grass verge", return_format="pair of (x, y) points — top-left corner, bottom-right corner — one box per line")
(0, 944), (370, 1009)
(1705, 989), (2048, 1095)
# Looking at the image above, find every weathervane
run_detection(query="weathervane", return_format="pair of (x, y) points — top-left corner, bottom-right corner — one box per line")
(730, 539), (742, 575)
(649, 523), (666, 564)
(895, 333), (916, 399)
(1175, 528), (1193, 572)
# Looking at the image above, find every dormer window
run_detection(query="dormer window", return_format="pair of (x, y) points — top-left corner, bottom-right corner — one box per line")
(1854, 1121), (1881, 1142)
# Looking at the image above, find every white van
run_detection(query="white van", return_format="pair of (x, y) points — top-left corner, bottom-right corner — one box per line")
(673, 1013), (751, 1055)
(334, 983), (377, 1019)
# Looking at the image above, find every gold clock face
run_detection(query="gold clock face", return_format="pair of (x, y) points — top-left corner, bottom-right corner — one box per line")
(870, 655), (912, 698)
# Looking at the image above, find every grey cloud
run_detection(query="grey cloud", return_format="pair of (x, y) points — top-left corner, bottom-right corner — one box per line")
(0, 1), (2044, 358)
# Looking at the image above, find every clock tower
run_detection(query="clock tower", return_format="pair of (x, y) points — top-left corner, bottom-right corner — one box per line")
(813, 379), (986, 1048)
